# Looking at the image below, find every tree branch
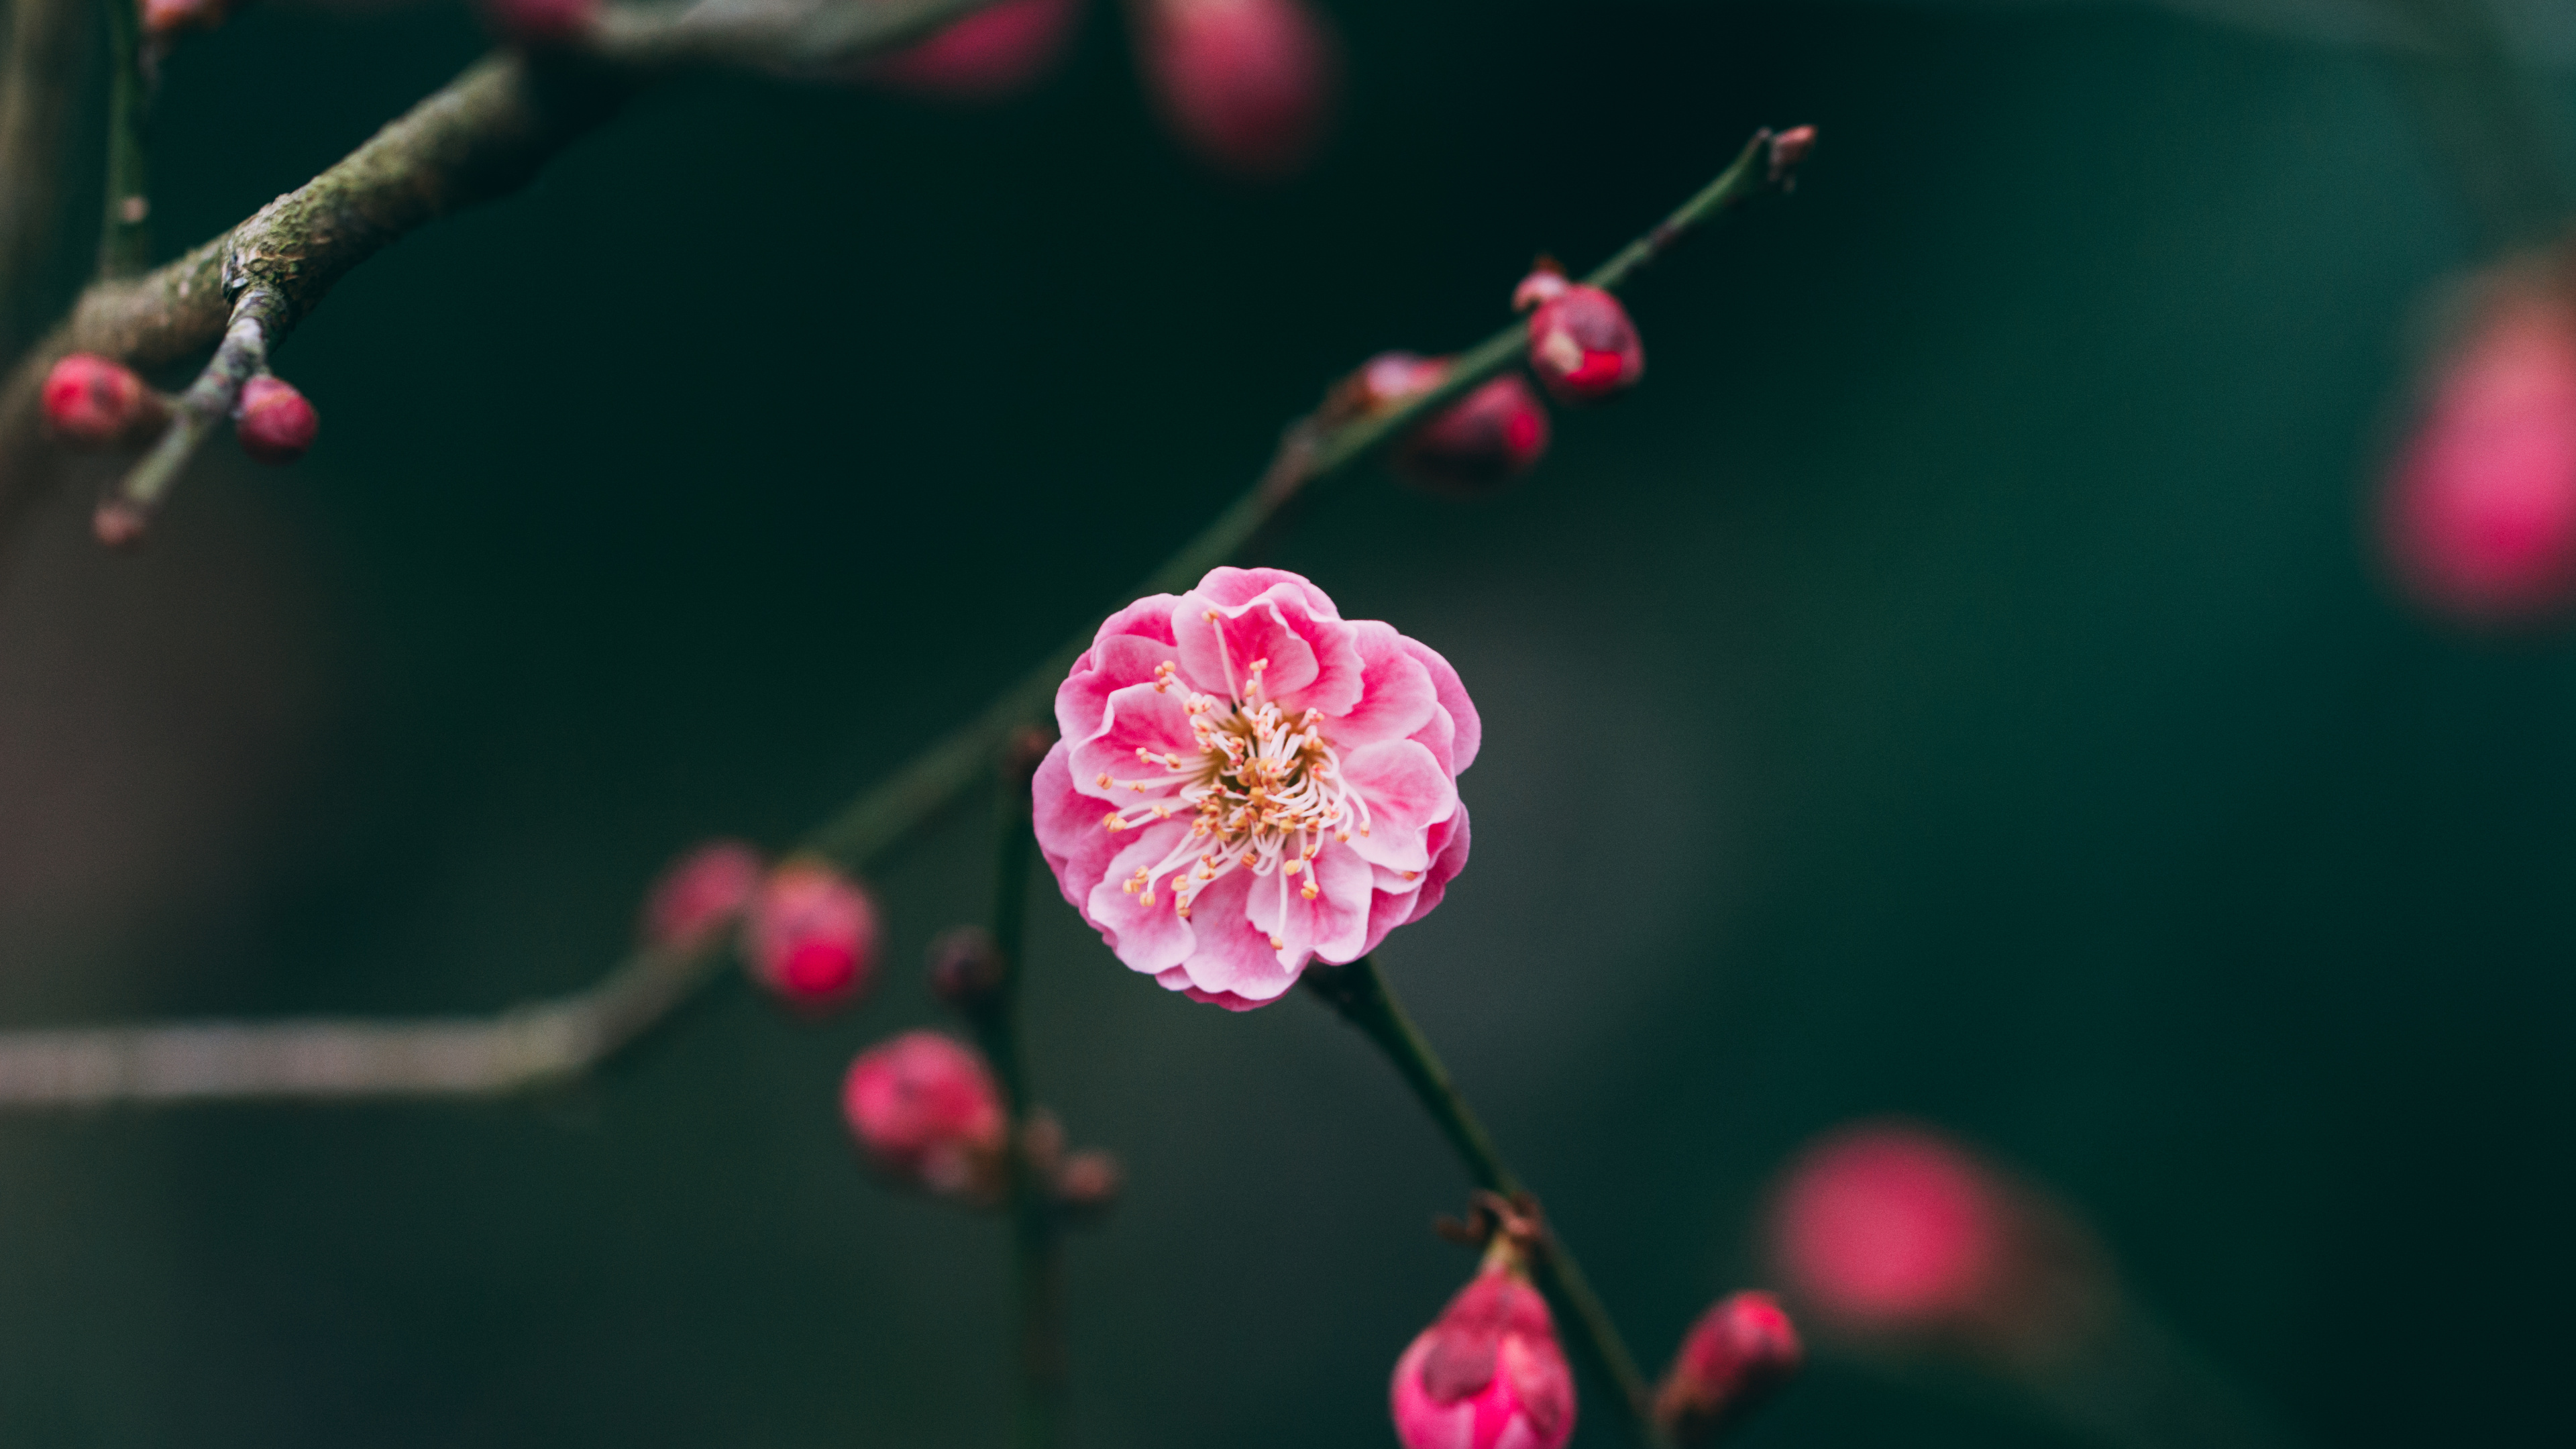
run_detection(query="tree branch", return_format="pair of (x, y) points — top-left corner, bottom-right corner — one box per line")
(0, 127), (1811, 1108)
(99, 0), (152, 280)
(0, 0), (87, 358)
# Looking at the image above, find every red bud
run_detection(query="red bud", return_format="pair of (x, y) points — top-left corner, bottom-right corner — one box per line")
(1655, 1291), (1803, 1444)
(235, 376), (318, 465)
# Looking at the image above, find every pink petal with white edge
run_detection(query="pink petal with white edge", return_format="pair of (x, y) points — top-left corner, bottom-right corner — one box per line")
(1245, 839), (1377, 967)
(1189, 566), (1339, 617)
(1155, 966), (1269, 1012)
(1403, 801), (1472, 927)
(1399, 637), (1480, 773)
(1326, 621), (1440, 751)
(1176, 870), (1305, 1005)
(1032, 745), (1121, 912)
(1341, 738), (1458, 873)
(1172, 579), (1364, 716)
(1055, 633), (1181, 745)
(1067, 682), (1202, 801)
(1081, 820), (1198, 973)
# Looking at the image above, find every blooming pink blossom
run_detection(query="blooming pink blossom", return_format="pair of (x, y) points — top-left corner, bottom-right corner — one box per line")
(742, 860), (881, 1010)
(1131, 0), (1339, 178)
(1033, 566), (1477, 1010)
(842, 1031), (1008, 1199)
(639, 839), (764, 952)
(1768, 1124), (2008, 1334)
(1391, 1259), (1576, 1449)
(865, 0), (1085, 100)
(1654, 1291), (1803, 1444)
(2381, 272), (2576, 625)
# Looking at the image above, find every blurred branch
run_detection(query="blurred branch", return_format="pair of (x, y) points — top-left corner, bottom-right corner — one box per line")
(0, 0), (87, 358)
(98, 0), (151, 280)
(0, 127), (1810, 1109)
(1303, 955), (1672, 1449)
(0, 0), (1007, 547)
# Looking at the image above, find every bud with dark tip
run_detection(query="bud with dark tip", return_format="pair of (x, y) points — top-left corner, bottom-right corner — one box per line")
(235, 376), (318, 465)
(1132, 0), (1339, 178)
(927, 925), (1008, 1014)
(743, 859), (881, 1011)
(843, 1031), (1009, 1200)
(1521, 268), (1644, 405)
(639, 839), (764, 953)
(866, 0), (1084, 99)
(1655, 1291), (1803, 1444)
(1391, 1240), (1576, 1449)
(43, 354), (161, 449)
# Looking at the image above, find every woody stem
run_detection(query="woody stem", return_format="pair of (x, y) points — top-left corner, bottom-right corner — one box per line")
(979, 777), (1065, 1449)
(1301, 955), (1673, 1449)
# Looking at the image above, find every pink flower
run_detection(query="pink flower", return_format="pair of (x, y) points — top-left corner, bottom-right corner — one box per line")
(865, 0), (1086, 100)
(1654, 1291), (1803, 1444)
(842, 1031), (1008, 1199)
(2381, 270), (2576, 625)
(1391, 1260), (1576, 1449)
(1033, 566), (1477, 1010)
(742, 860), (881, 1011)
(639, 838), (765, 951)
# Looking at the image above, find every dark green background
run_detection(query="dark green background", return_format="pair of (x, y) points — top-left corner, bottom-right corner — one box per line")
(0, 0), (2567, 1444)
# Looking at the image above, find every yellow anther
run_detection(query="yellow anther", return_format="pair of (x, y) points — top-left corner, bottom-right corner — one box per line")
(1301, 882), (1319, 900)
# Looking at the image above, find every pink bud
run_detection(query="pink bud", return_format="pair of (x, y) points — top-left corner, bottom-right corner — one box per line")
(1767, 125), (1817, 186)
(478, 0), (597, 44)
(639, 839), (764, 952)
(1053, 1148), (1122, 1216)
(42, 354), (155, 449)
(1395, 373), (1552, 496)
(235, 376), (318, 466)
(1770, 1124), (2007, 1336)
(866, 0), (1085, 99)
(1359, 350), (1450, 410)
(1525, 283), (1644, 405)
(1132, 0), (1339, 178)
(142, 0), (229, 34)
(742, 860), (881, 1011)
(1390, 1260), (1576, 1449)
(1512, 267), (1570, 313)
(2381, 270), (2576, 625)
(1654, 1291), (1803, 1444)
(841, 1030), (1009, 1199)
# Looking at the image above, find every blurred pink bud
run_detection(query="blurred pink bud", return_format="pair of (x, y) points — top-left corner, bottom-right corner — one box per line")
(1359, 350), (1450, 410)
(478, 0), (596, 44)
(1391, 1256), (1576, 1449)
(1512, 267), (1570, 313)
(743, 860), (881, 1011)
(639, 839), (764, 951)
(235, 376), (319, 465)
(1526, 283), (1644, 405)
(1053, 1148), (1123, 1216)
(1767, 125), (1817, 186)
(42, 354), (156, 449)
(1771, 1124), (2008, 1335)
(1654, 1291), (1803, 1444)
(927, 925), (1008, 1013)
(1396, 373), (1552, 496)
(2381, 270), (2576, 625)
(841, 1030), (1009, 1199)
(866, 0), (1085, 99)
(142, 0), (229, 35)
(1132, 0), (1339, 178)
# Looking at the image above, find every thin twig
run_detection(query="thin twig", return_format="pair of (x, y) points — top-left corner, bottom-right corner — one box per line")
(0, 129), (1810, 1108)
(1303, 955), (1673, 1449)
(99, 0), (152, 280)
(94, 286), (278, 542)
(0, 0), (87, 359)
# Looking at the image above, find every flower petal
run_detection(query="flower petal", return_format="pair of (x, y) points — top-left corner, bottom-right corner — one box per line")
(1399, 637), (1480, 773)
(1247, 838), (1377, 967)
(1175, 869), (1303, 1005)
(1067, 681), (1201, 802)
(1080, 820), (1198, 973)
(1340, 738), (1458, 873)
(1326, 620), (1438, 751)
(1173, 580), (1364, 716)
(1032, 744), (1120, 912)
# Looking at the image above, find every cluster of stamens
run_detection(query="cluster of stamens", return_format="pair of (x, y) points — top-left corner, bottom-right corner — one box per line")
(1097, 612), (1369, 951)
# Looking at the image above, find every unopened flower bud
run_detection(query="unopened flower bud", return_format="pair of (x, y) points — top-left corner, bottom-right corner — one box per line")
(142, 0), (228, 35)
(1525, 278), (1644, 405)
(1654, 1291), (1803, 1444)
(1133, 0), (1339, 178)
(2381, 264), (2576, 624)
(1391, 1248), (1576, 1449)
(42, 354), (160, 449)
(639, 839), (763, 952)
(1512, 266), (1570, 313)
(478, 0), (596, 44)
(742, 859), (881, 1011)
(235, 376), (318, 465)
(1395, 372), (1552, 496)
(865, 0), (1083, 99)
(1768, 125), (1817, 186)
(1053, 1148), (1122, 1217)
(843, 1030), (1008, 1199)
(928, 925), (1008, 1014)
(1358, 350), (1448, 410)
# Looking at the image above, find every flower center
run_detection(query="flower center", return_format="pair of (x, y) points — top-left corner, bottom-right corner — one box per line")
(1096, 623), (1371, 947)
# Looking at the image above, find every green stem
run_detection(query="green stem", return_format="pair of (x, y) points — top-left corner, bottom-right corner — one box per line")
(978, 779), (1063, 1449)
(99, 0), (149, 279)
(1303, 957), (1672, 1449)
